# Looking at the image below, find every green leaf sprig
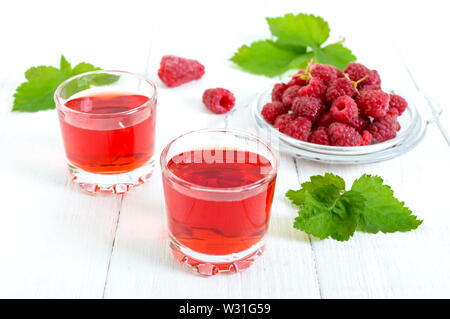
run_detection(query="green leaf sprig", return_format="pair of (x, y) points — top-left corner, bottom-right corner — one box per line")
(231, 13), (356, 77)
(286, 173), (422, 241)
(12, 55), (117, 112)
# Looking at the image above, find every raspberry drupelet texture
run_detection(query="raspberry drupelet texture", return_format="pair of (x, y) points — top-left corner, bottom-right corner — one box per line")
(356, 89), (390, 118)
(344, 62), (381, 89)
(261, 101), (287, 124)
(368, 114), (400, 142)
(387, 94), (408, 116)
(316, 112), (334, 128)
(310, 64), (339, 86)
(288, 70), (308, 86)
(284, 116), (312, 141)
(298, 77), (327, 100)
(281, 85), (302, 109)
(271, 83), (289, 103)
(308, 126), (330, 145)
(361, 130), (373, 146)
(325, 77), (357, 104)
(348, 114), (370, 133)
(328, 122), (362, 146)
(274, 113), (295, 133)
(330, 96), (358, 124)
(202, 88), (235, 114)
(158, 55), (205, 88)
(292, 96), (325, 122)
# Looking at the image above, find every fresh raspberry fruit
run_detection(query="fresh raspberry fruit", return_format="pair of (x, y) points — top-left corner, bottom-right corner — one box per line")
(368, 114), (400, 142)
(292, 96), (325, 122)
(348, 114), (370, 133)
(325, 77), (357, 104)
(316, 112), (334, 127)
(360, 84), (382, 91)
(308, 126), (330, 145)
(388, 94), (408, 116)
(298, 77), (327, 100)
(271, 83), (289, 103)
(281, 85), (302, 109)
(356, 89), (390, 118)
(202, 88), (235, 114)
(274, 113), (295, 133)
(328, 122), (362, 146)
(288, 70), (308, 86)
(330, 96), (358, 124)
(310, 64), (339, 86)
(261, 101), (287, 124)
(344, 62), (381, 89)
(284, 116), (312, 141)
(158, 55), (205, 88)
(360, 130), (373, 146)
(362, 70), (381, 88)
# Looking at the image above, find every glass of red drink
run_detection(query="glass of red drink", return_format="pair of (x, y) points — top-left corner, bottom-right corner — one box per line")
(160, 129), (278, 276)
(54, 70), (157, 194)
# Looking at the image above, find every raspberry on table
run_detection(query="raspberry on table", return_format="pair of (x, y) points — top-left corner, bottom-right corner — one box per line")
(330, 96), (358, 124)
(271, 83), (289, 103)
(368, 114), (400, 142)
(310, 64), (339, 86)
(274, 113), (295, 133)
(348, 114), (370, 133)
(356, 89), (390, 118)
(281, 85), (302, 109)
(202, 88), (235, 114)
(308, 126), (330, 145)
(284, 116), (312, 141)
(158, 55), (205, 88)
(361, 130), (373, 146)
(328, 122), (362, 146)
(325, 77), (357, 104)
(388, 94), (408, 116)
(298, 77), (327, 100)
(316, 112), (334, 128)
(292, 96), (325, 122)
(261, 101), (287, 124)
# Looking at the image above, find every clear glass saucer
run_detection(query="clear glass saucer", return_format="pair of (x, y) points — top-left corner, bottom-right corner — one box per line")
(250, 86), (442, 164)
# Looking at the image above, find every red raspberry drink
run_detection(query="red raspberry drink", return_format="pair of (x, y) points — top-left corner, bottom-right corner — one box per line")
(160, 130), (278, 276)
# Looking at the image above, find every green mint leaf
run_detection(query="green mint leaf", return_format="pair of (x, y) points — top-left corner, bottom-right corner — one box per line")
(12, 56), (116, 112)
(314, 42), (356, 71)
(286, 173), (345, 206)
(294, 186), (365, 241)
(230, 40), (303, 77)
(351, 175), (423, 233)
(266, 13), (330, 49)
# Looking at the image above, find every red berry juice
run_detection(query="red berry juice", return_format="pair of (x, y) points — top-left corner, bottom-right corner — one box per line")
(60, 93), (156, 174)
(163, 149), (276, 255)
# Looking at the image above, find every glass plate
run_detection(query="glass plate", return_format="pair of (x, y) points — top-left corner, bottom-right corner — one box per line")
(250, 87), (442, 164)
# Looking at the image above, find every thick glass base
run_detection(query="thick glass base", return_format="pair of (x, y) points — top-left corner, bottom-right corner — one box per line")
(169, 234), (265, 276)
(68, 158), (155, 194)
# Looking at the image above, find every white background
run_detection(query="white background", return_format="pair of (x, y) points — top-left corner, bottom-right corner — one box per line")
(0, 0), (449, 298)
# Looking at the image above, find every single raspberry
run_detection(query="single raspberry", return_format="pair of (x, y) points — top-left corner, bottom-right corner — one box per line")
(292, 96), (325, 122)
(288, 70), (308, 86)
(271, 83), (289, 103)
(361, 70), (381, 89)
(328, 122), (362, 146)
(316, 112), (334, 127)
(326, 77), (357, 105)
(356, 90), (390, 118)
(298, 77), (327, 100)
(344, 62), (381, 89)
(261, 101), (287, 124)
(387, 94), (408, 116)
(310, 64), (339, 86)
(274, 113), (295, 133)
(281, 85), (302, 109)
(348, 114), (370, 133)
(330, 96), (358, 124)
(202, 88), (235, 114)
(360, 130), (373, 146)
(158, 55), (205, 88)
(368, 114), (400, 142)
(308, 126), (330, 145)
(284, 116), (312, 141)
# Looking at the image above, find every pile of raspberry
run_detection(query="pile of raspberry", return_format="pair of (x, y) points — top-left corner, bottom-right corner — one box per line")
(261, 62), (408, 146)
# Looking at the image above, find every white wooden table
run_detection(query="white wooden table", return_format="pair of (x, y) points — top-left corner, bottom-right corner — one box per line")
(0, 0), (449, 298)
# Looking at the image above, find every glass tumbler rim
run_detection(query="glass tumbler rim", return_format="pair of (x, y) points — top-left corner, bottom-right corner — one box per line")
(54, 70), (157, 118)
(160, 128), (279, 194)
